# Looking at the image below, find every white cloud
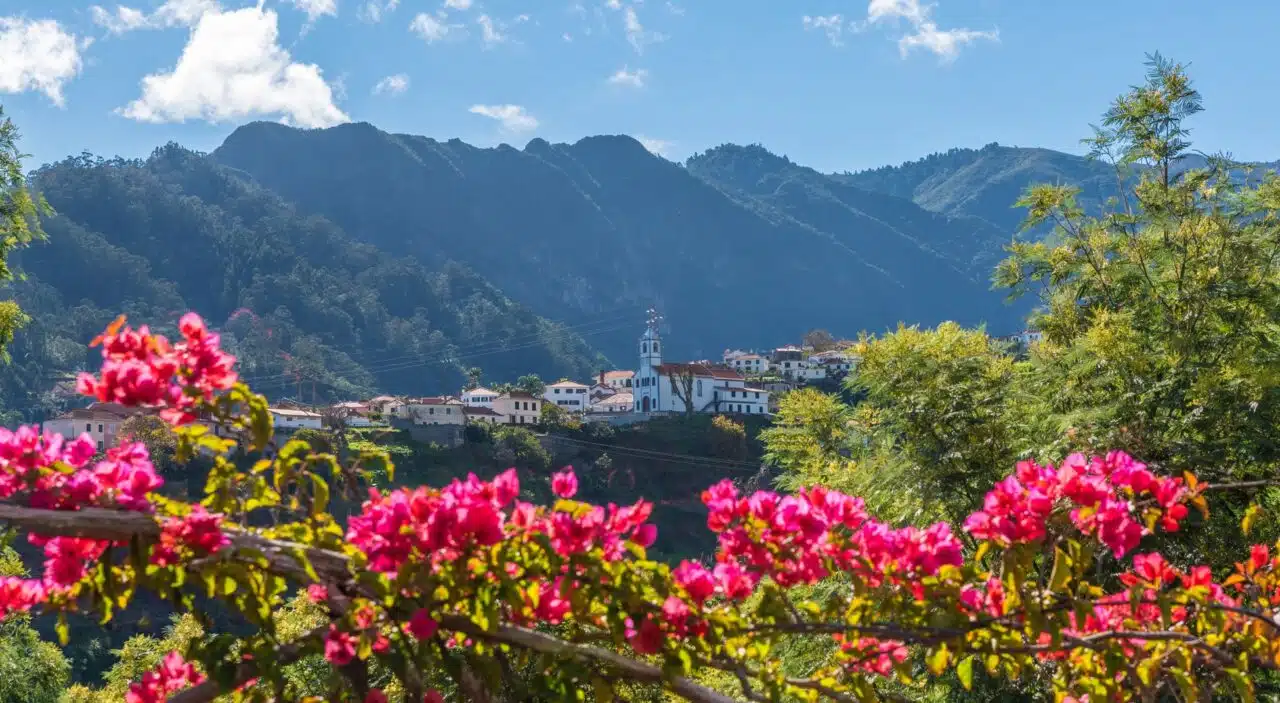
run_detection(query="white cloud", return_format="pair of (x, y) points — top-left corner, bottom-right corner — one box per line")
(665, 1), (685, 15)
(0, 17), (87, 106)
(409, 11), (460, 43)
(444, 0), (472, 9)
(857, 0), (996, 61)
(607, 66), (648, 88)
(358, 0), (399, 23)
(637, 135), (673, 158)
(119, 5), (348, 128)
(469, 104), (537, 133)
(562, 31), (572, 42)
(287, 0), (338, 22)
(372, 73), (408, 95)
(802, 15), (844, 47)
(622, 5), (665, 53)
(605, 0), (622, 9)
(91, 0), (219, 33)
(476, 14), (505, 45)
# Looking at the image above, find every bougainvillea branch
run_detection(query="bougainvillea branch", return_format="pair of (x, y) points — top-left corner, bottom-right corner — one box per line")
(0, 313), (1278, 702)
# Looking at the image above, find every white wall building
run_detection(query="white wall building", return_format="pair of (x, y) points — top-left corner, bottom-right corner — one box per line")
(589, 392), (634, 414)
(631, 313), (769, 415)
(494, 392), (542, 425)
(270, 407), (323, 433)
(544, 380), (590, 413)
(462, 387), (500, 408)
(406, 397), (466, 426)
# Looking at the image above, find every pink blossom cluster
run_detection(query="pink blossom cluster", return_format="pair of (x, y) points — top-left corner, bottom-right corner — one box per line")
(964, 452), (1194, 557)
(151, 506), (231, 567)
(126, 651), (206, 703)
(346, 468), (657, 577)
(695, 481), (963, 596)
(77, 313), (237, 425)
(833, 635), (909, 677)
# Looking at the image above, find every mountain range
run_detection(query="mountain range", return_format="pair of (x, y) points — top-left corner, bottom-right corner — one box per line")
(0, 123), (1135, 418)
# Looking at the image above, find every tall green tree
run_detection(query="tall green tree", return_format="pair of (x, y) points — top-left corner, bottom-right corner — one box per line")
(996, 54), (1280, 483)
(0, 106), (45, 356)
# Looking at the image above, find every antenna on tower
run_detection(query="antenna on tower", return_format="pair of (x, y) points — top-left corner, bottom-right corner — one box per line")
(645, 307), (664, 334)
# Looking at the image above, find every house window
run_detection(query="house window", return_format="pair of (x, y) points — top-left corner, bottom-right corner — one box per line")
(98, 424), (104, 433)
(97, 440), (103, 450)
(642, 343), (648, 354)
(554, 389), (561, 394)
(696, 380), (703, 395)
(429, 407), (435, 415)
(85, 423), (91, 432)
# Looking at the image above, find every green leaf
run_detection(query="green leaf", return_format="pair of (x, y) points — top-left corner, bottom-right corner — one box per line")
(1229, 670), (1255, 703)
(926, 646), (949, 676)
(1048, 546), (1072, 592)
(957, 656), (975, 691)
(1242, 503), (1262, 536)
(592, 677), (615, 703)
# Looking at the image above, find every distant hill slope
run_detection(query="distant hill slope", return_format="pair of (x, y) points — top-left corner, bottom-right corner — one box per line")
(0, 146), (605, 420)
(212, 122), (1026, 361)
(834, 143), (1121, 236)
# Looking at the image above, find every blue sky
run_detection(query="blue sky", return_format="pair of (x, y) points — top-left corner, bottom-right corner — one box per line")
(1, 0), (1277, 173)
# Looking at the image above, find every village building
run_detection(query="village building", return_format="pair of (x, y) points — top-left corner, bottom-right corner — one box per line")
(404, 397), (466, 426)
(461, 387), (500, 408)
(544, 380), (590, 413)
(463, 405), (503, 425)
(366, 396), (402, 416)
(43, 402), (141, 451)
(631, 312), (770, 415)
(599, 370), (635, 390)
(589, 392), (634, 415)
(722, 350), (767, 375)
(494, 391), (542, 425)
(331, 401), (375, 427)
(269, 407), (323, 433)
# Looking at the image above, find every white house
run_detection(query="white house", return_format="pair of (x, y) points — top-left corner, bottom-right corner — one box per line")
(589, 392), (634, 415)
(462, 387), (500, 408)
(494, 391), (542, 425)
(544, 380), (590, 413)
(405, 397), (466, 426)
(270, 407), (323, 433)
(599, 370), (635, 390)
(724, 352), (767, 375)
(631, 314), (769, 415)
(331, 401), (374, 427)
(43, 403), (142, 452)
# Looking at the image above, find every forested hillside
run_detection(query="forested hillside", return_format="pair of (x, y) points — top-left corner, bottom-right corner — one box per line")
(212, 122), (1028, 361)
(0, 145), (605, 421)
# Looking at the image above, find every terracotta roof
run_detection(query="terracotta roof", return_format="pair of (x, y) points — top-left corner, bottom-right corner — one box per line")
(269, 407), (322, 418)
(55, 403), (142, 420)
(408, 396), (461, 405)
(368, 395), (398, 403)
(592, 393), (633, 409)
(655, 362), (744, 381)
(463, 387), (498, 396)
(602, 370), (634, 380)
(464, 406), (502, 416)
(547, 380), (589, 389)
(502, 391), (539, 400)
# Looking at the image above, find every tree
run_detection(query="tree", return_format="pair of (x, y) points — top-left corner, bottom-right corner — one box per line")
(709, 415), (747, 460)
(845, 322), (1030, 523)
(0, 106), (44, 358)
(465, 367), (483, 390)
(2, 311), (1278, 703)
(761, 388), (854, 486)
(117, 414), (178, 471)
(0, 548), (69, 703)
(514, 374), (545, 397)
(803, 328), (836, 353)
(667, 365), (699, 416)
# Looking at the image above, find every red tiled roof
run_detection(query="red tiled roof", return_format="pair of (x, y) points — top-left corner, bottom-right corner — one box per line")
(602, 370), (634, 380)
(655, 362), (744, 381)
(464, 406), (502, 416)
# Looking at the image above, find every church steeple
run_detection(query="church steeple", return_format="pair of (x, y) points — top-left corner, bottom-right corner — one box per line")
(640, 307), (663, 368)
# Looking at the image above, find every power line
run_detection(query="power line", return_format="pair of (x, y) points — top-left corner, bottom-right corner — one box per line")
(546, 434), (764, 473)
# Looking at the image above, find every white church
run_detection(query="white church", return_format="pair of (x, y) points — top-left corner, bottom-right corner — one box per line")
(632, 311), (770, 416)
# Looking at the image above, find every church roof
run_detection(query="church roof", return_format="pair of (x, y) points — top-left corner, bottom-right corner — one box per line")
(655, 363), (743, 381)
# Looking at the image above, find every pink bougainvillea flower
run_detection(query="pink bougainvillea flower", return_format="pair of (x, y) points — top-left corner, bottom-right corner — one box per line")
(550, 467), (578, 499)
